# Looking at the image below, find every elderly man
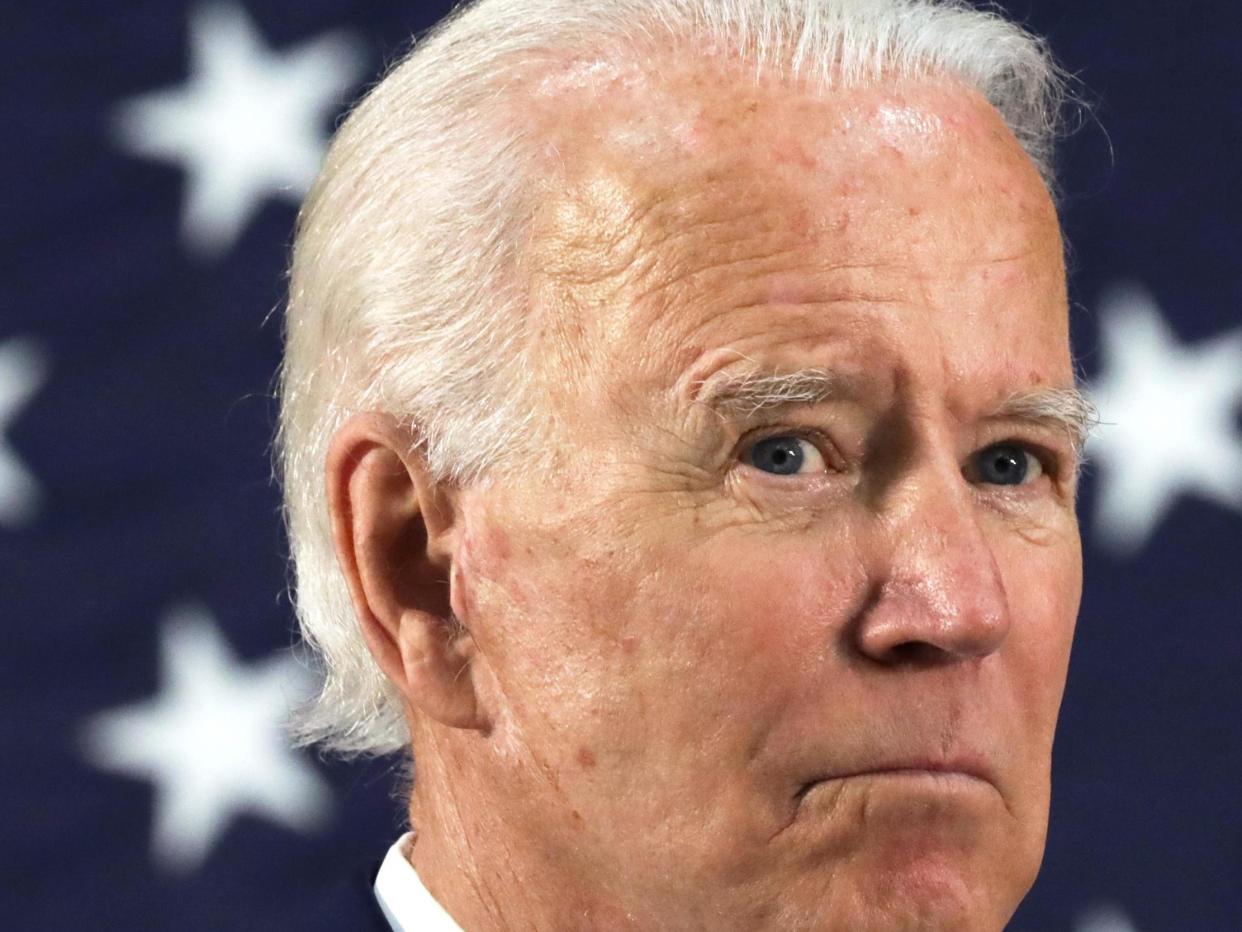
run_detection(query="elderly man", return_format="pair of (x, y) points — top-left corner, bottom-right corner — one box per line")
(279, 0), (1094, 928)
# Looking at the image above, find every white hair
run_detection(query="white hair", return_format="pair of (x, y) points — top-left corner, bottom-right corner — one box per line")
(278, 0), (1073, 755)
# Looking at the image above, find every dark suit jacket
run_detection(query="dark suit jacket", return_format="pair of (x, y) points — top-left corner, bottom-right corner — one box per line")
(285, 859), (393, 931)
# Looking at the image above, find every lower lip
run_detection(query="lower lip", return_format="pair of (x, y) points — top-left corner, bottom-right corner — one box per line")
(862, 768), (986, 779)
(800, 769), (992, 796)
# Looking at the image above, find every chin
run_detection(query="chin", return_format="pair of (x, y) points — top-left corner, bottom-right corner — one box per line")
(850, 854), (996, 931)
(762, 859), (1010, 932)
(735, 835), (1027, 932)
(787, 809), (1029, 930)
(832, 780), (1036, 930)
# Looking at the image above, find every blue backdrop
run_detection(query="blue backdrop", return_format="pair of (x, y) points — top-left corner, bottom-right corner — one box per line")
(4, 1), (1240, 928)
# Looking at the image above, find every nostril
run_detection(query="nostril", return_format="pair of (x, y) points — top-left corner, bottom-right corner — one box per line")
(883, 640), (954, 667)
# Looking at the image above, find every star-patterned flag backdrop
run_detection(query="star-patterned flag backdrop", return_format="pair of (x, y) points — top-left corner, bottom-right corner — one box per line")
(3, 1), (1239, 929)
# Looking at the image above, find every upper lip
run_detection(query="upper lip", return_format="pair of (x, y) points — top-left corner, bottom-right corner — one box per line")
(864, 757), (991, 780)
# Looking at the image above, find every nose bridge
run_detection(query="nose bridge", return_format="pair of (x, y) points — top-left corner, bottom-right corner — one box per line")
(858, 443), (1011, 663)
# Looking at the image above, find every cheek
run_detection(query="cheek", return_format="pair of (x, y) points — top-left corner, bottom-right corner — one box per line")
(461, 513), (676, 743)
(464, 492), (869, 774)
(997, 535), (1082, 738)
(673, 533), (867, 706)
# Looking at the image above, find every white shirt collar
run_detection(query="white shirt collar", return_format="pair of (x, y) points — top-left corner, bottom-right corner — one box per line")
(374, 832), (464, 931)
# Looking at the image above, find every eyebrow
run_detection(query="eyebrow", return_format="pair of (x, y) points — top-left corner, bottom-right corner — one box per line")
(690, 366), (1098, 457)
(690, 367), (841, 419)
(992, 387), (1099, 458)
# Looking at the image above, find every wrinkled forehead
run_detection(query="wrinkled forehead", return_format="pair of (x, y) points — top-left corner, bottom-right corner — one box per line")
(523, 64), (1065, 398)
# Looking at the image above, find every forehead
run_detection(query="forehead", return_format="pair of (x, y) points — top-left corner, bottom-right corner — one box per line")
(524, 65), (1069, 407)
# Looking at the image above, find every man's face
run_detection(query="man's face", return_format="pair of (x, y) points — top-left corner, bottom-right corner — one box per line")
(446, 72), (1081, 930)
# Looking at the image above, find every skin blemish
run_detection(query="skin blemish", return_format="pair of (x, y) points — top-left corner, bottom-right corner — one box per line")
(772, 137), (818, 171)
(461, 528), (503, 584)
(489, 528), (511, 561)
(621, 635), (639, 655)
(577, 746), (597, 769)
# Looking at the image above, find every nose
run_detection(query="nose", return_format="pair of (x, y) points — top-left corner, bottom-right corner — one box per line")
(853, 460), (1011, 666)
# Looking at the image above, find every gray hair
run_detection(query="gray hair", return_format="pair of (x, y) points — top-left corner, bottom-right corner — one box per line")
(278, 0), (1073, 755)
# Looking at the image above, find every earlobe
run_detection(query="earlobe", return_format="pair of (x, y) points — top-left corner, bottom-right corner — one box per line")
(325, 412), (490, 734)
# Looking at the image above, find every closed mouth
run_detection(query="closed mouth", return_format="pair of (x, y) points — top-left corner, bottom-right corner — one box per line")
(795, 760), (995, 800)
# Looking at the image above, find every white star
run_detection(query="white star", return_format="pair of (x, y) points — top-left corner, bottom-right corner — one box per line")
(0, 337), (48, 527)
(1076, 903), (1139, 932)
(113, 3), (366, 257)
(81, 603), (332, 873)
(1086, 282), (1242, 553)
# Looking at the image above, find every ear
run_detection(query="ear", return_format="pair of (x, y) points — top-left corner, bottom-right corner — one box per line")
(325, 412), (487, 732)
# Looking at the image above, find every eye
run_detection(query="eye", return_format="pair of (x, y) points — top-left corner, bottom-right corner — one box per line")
(745, 435), (827, 476)
(968, 442), (1044, 486)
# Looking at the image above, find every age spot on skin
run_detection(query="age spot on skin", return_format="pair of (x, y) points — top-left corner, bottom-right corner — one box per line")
(577, 747), (597, 769)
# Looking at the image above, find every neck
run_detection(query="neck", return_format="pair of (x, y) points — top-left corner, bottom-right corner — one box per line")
(405, 724), (638, 931)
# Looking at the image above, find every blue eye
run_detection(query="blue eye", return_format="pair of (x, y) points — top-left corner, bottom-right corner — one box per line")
(971, 443), (1043, 486)
(747, 435), (825, 476)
